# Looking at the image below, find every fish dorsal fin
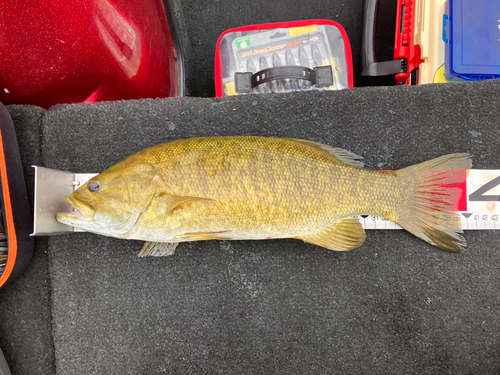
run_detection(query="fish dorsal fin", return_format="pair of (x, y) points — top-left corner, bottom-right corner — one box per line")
(286, 138), (364, 168)
(176, 230), (232, 241)
(297, 218), (367, 251)
(138, 242), (179, 257)
(161, 194), (215, 215)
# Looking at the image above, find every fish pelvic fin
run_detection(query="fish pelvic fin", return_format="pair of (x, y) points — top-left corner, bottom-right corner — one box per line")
(297, 218), (367, 251)
(138, 242), (179, 257)
(285, 138), (364, 168)
(395, 153), (472, 253)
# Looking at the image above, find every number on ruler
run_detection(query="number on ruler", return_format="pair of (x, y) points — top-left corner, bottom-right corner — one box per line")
(482, 214), (488, 221)
(469, 175), (500, 201)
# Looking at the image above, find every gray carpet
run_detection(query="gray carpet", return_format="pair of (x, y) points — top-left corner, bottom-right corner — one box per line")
(37, 80), (500, 374)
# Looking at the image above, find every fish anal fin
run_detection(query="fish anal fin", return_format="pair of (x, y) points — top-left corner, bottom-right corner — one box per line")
(176, 230), (232, 241)
(298, 218), (366, 251)
(138, 241), (179, 257)
(285, 138), (364, 168)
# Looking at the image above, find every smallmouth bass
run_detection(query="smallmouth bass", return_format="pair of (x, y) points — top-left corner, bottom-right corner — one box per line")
(57, 136), (471, 256)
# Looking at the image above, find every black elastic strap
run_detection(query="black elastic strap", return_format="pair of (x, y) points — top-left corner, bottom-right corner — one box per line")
(235, 66), (333, 94)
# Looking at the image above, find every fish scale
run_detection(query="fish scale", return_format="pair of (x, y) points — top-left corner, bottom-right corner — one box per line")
(130, 139), (401, 237)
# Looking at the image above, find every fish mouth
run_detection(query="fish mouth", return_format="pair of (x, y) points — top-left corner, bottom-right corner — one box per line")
(56, 210), (89, 224)
(56, 194), (95, 226)
(66, 194), (95, 216)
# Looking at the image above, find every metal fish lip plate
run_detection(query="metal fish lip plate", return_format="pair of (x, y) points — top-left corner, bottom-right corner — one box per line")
(32, 166), (97, 235)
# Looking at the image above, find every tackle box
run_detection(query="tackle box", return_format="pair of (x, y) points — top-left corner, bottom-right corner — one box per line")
(215, 20), (354, 97)
(444, 0), (500, 81)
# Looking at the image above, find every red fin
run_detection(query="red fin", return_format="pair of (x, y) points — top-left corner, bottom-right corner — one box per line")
(396, 153), (472, 252)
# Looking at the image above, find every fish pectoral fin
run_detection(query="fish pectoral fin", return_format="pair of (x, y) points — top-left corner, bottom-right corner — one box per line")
(297, 218), (367, 251)
(138, 242), (179, 257)
(285, 138), (364, 168)
(163, 194), (215, 215)
(176, 230), (232, 241)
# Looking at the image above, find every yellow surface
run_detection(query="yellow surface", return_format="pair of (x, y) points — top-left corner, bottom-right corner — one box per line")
(289, 25), (317, 36)
(434, 64), (450, 83)
(225, 81), (237, 96)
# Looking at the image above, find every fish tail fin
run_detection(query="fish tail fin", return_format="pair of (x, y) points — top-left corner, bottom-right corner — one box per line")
(395, 153), (472, 252)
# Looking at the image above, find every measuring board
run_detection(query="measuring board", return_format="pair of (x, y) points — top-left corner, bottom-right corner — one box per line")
(31, 167), (500, 235)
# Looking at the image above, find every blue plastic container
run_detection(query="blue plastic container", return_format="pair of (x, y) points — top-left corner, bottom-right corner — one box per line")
(443, 0), (500, 81)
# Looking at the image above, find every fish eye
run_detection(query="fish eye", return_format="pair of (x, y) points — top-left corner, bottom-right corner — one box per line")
(88, 181), (100, 193)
